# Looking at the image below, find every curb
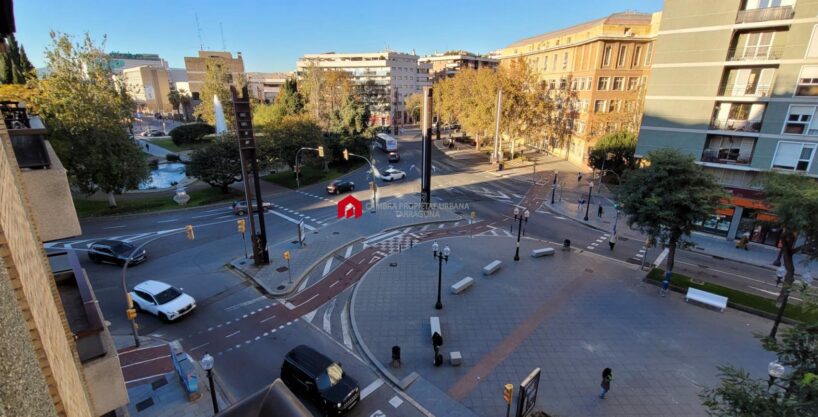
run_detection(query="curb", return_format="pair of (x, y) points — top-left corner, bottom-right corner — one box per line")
(77, 188), (239, 222)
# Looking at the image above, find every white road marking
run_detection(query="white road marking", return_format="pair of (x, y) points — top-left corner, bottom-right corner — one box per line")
(402, 227), (412, 233)
(420, 225), (430, 232)
(322, 258), (334, 277)
(389, 396), (404, 408)
(297, 275), (310, 292)
(189, 342), (209, 352)
(267, 210), (316, 230)
(192, 213), (217, 219)
(344, 245), (354, 258)
(555, 216), (566, 220)
(156, 218), (179, 223)
(303, 310), (317, 323)
(225, 331), (240, 338)
(341, 300), (353, 349)
(438, 224), (445, 229)
(323, 298), (336, 333)
(103, 225), (126, 229)
(329, 280), (340, 288)
(586, 246), (595, 250)
(215, 215), (234, 219)
(120, 355), (172, 369)
(345, 268), (354, 276)
(224, 296), (267, 312)
(360, 379), (384, 400)
(294, 294), (318, 309)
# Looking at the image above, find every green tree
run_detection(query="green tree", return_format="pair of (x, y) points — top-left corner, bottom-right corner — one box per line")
(258, 114), (322, 169)
(701, 321), (818, 417)
(253, 78), (303, 128)
(614, 149), (724, 284)
(498, 58), (551, 159)
(1, 34), (35, 84)
(193, 58), (235, 129)
(330, 95), (369, 136)
(587, 131), (639, 182)
(404, 92), (422, 123)
(187, 136), (243, 193)
(300, 64), (353, 130)
(31, 32), (148, 207)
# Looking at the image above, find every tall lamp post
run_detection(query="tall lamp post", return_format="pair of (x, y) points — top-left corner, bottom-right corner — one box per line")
(550, 170), (558, 204)
(513, 207), (530, 261)
(432, 241), (450, 310)
(200, 353), (219, 414)
(583, 181), (594, 221)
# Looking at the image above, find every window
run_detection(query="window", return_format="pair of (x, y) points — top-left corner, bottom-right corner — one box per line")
(552, 55), (557, 71)
(602, 45), (612, 67)
(702, 135), (756, 164)
(597, 77), (610, 90)
(644, 43), (653, 66)
(807, 25), (818, 58)
(784, 105), (818, 135)
(562, 52), (569, 70)
(576, 121), (586, 134)
(772, 142), (816, 171)
(571, 78), (578, 91)
(594, 100), (607, 113)
(617, 45), (627, 67)
(796, 66), (818, 96)
(609, 100), (621, 112)
(612, 77), (625, 90)
(632, 46), (642, 67)
(627, 77), (639, 91)
(559, 78), (567, 90)
(549, 80), (557, 90)
(742, 31), (775, 60)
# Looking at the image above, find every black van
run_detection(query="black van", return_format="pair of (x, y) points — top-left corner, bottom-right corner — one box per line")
(281, 345), (360, 415)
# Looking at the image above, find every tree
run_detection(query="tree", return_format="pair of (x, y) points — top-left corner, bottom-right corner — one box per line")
(300, 64), (353, 130)
(330, 95), (369, 136)
(587, 131), (639, 182)
(0, 83), (39, 107)
(498, 58), (551, 159)
(31, 32), (148, 207)
(257, 114), (322, 169)
(253, 78), (303, 128)
(1, 34), (35, 84)
(404, 93), (422, 123)
(614, 149), (724, 284)
(194, 58), (236, 129)
(701, 320), (818, 417)
(187, 136), (243, 193)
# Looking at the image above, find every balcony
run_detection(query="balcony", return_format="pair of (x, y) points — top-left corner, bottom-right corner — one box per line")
(736, 6), (794, 24)
(718, 83), (772, 98)
(727, 46), (784, 61)
(701, 135), (757, 165)
(710, 118), (762, 132)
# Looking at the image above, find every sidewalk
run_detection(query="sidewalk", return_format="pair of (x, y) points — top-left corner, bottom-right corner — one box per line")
(687, 232), (817, 274)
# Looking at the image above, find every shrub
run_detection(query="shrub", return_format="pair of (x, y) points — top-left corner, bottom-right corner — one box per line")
(169, 123), (215, 146)
(165, 153), (181, 162)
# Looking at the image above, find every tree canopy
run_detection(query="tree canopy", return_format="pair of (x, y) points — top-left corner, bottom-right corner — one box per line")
(0, 34), (35, 84)
(299, 64), (353, 131)
(194, 58), (236, 129)
(257, 114), (323, 169)
(587, 131), (639, 182)
(253, 78), (303, 128)
(404, 92), (422, 123)
(187, 136), (243, 193)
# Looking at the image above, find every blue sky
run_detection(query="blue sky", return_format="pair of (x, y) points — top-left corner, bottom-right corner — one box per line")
(14, 0), (663, 72)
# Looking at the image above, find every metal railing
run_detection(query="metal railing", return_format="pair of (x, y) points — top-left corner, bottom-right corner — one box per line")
(709, 119), (762, 132)
(718, 83), (772, 97)
(701, 149), (753, 165)
(727, 46), (784, 61)
(736, 6), (794, 24)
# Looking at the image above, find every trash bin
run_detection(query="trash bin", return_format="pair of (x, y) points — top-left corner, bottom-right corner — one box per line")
(391, 346), (401, 368)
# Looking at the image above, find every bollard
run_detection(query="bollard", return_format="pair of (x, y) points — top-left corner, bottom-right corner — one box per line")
(391, 346), (401, 368)
(562, 239), (571, 251)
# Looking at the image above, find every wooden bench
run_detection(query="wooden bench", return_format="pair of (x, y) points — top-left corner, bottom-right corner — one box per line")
(451, 277), (475, 294)
(685, 287), (728, 312)
(430, 317), (443, 346)
(531, 247), (555, 258)
(483, 260), (502, 275)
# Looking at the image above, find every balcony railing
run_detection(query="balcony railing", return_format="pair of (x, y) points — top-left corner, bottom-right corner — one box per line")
(736, 6), (795, 24)
(727, 46), (784, 61)
(718, 83), (772, 98)
(710, 119), (762, 132)
(701, 149), (753, 165)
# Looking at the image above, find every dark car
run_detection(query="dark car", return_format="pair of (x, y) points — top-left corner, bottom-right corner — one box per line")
(326, 179), (354, 195)
(88, 240), (146, 266)
(281, 345), (360, 415)
(140, 129), (165, 137)
(231, 200), (272, 215)
(387, 151), (400, 163)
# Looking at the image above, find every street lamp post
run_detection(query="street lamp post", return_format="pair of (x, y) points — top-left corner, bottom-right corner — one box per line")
(583, 181), (594, 221)
(550, 170), (558, 204)
(513, 207), (530, 261)
(294, 147), (325, 189)
(432, 241), (450, 310)
(200, 353), (219, 414)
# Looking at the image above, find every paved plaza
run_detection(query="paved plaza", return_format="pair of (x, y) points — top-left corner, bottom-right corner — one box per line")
(351, 235), (775, 417)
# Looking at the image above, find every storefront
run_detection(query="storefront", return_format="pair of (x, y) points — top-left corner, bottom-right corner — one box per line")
(701, 189), (782, 247)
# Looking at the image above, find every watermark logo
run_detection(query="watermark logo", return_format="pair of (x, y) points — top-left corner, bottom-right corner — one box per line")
(337, 195), (363, 219)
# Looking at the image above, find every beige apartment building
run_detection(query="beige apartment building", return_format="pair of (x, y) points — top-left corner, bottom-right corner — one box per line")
(636, 0), (818, 244)
(122, 65), (173, 114)
(184, 50), (245, 102)
(246, 72), (292, 103)
(419, 52), (499, 82)
(499, 11), (661, 166)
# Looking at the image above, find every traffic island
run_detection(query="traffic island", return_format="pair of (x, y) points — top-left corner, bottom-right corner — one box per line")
(351, 235), (776, 417)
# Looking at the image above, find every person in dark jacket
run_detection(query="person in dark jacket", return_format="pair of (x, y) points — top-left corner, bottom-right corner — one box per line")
(599, 368), (613, 399)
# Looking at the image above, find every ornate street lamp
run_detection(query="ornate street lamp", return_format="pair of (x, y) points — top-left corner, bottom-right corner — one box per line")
(513, 207), (530, 261)
(432, 241), (450, 310)
(583, 181), (594, 221)
(200, 353), (218, 414)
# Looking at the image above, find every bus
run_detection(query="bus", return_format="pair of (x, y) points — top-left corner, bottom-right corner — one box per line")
(375, 133), (398, 153)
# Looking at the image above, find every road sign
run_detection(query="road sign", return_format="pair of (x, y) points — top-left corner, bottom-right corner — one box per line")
(515, 368), (541, 417)
(503, 383), (513, 404)
(173, 190), (190, 205)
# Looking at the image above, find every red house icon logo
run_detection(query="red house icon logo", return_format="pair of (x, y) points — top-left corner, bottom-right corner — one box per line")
(337, 195), (363, 219)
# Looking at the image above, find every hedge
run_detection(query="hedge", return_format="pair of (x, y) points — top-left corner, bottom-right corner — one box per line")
(169, 123), (215, 146)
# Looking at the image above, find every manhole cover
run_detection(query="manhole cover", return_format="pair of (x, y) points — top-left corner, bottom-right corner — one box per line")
(151, 377), (167, 390)
(276, 266), (289, 273)
(333, 231), (340, 235)
(313, 231), (319, 234)
(584, 268), (594, 273)
(135, 398), (154, 412)
(390, 262), (398, 267)
(277, 285), (286, 290)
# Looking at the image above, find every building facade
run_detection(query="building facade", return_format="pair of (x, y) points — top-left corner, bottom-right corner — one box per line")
(246, 72), (292, 103)
(419, 52), (499, 82)
(636, 0), (818, 244)
(296, 51), (431, 126)
(499, 12), (661, 166)
(107, 52), (167, 74)
(183, 50), (245, 102)
(121, 65), (173, 114)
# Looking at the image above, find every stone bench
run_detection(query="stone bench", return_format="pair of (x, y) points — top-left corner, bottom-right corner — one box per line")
(483, 260), (502, 275)
(531, 247), (555, 258)
(450, 277), (475, 294)
(430, 317), (443, 346)
(685, 287), (728, 312)
(450, 351), (462, 366)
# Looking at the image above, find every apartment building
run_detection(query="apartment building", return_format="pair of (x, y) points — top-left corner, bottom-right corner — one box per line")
(296, 51), (431, 126)
(121, 64), (173, 114)
(499, 11), (661, 166)
(246, 72), (292, 103)
(419, 52), (499, 82)
(636, 0), (818, 244)
(107, 52), (168, 74)
(184, 50), (245, 102)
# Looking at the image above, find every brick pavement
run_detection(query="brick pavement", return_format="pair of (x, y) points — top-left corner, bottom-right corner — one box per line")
(351, 235), (774, 417)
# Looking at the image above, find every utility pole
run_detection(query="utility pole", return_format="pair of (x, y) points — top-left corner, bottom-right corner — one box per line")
(421, 86), (433, 210)
(493, 90), (502, 165)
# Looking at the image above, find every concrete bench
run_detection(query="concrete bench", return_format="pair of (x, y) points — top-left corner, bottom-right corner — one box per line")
(531, 247), (555, 258)
(451, 277), (475, 294)
(450, 351), (462, 366)
(685, 287), (728, 312)
(430, 317), (443, 346)
(483, 260), (502, 275)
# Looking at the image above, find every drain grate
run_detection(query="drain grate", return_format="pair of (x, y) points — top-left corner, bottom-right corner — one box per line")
(277, 285), (286, 290)
(150, 377), (167, 390)
(390, 262), (398, 267)
(276, 266), (289, 273)
(332, 231), (340, 235)
(135, 398), (154, 412)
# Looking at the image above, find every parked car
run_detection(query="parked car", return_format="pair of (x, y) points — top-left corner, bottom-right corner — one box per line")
(88, 240), (146, 266)
(387, 151), (400, 163)
(130, 280), (196, 322)
(380, 168), (406, 182)
(231, 200), (272, 215)
(140, 129), (165, 137)
(326, 179), (354, 194)
(154, 112), (163, 120)
(281, 345), (360, 415)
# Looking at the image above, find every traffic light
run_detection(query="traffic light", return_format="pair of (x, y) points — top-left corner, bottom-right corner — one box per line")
(237, 219), (246, 233)
(126, 308), (137, 320)
(283, 250), (291, 261)
(185, 225), (195, 240)
(317, 146), (325, 158)
(343, 149), (349, 161)
(503, 384), (513, 404)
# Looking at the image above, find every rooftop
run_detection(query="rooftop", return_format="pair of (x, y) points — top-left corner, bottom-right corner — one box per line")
(505, 11), (654, 49)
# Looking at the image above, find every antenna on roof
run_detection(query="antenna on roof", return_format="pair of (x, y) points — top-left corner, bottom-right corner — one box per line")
(195, 13), (204, 51)
(220, 22), (227, 50)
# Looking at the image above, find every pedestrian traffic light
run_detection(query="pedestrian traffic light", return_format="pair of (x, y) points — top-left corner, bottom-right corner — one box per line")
(343, 149), (349, 161)
(237, 219), (246, 233)
(283, 250), (290, 261)
(317, 146), (325, 158)
(503, 384), (513, 404)
(185, 225), (195, 240)
(126, 308), (137, 320)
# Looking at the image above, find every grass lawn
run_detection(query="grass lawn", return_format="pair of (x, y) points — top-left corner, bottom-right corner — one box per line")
(263, 161), (365, 189)
(646, 268), (818, 323)
(149, 138), (209, 153)
(73, 187), (241, 218)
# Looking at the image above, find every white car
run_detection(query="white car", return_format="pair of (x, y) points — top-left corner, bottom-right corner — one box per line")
(380, 168), (406, 182)
(130, 280), (196, 322)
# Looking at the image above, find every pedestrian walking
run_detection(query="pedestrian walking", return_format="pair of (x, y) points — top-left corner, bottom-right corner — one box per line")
(776, 265), (786, 287)
(608, 233), (617, 251)
(597, 205), (604, 218)
(145, 142), (150, 151)
(578, 198), (586, 212)
(599, 368), (613, 399)
(577, 172), (583, 182)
